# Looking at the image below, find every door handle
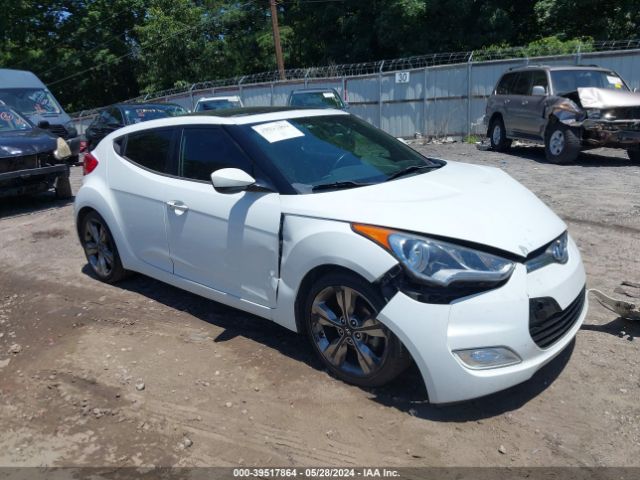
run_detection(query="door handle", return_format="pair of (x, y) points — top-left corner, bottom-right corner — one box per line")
(166, 200), (189, 214)
(504, 99), (511, 104)
(521, 100), (529, 105)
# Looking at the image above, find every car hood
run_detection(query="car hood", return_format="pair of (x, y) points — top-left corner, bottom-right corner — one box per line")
(0, 129), (57, 158)
(577, 87), (640, 109)
(279, 161), (566, 258)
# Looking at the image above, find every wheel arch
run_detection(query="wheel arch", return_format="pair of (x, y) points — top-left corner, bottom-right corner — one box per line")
(487, 112), (503, 137)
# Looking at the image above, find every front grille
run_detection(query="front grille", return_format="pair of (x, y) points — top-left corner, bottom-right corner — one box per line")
(529, 287), (586, 349)
(48, 124), (69, 138)
(0, 154), (39, 174)
(607, 107), (640, 120)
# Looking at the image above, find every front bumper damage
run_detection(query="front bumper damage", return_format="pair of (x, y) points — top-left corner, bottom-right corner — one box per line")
(0, 164), (69, 198)
(581, 119), (640, 147)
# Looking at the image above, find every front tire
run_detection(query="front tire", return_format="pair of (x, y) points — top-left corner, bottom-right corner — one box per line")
(80, 211), (127, 283)
(627, 148), (640, 164)
(303, 272), (411, 387)
(489, 117), (512, 152)
(544, 123), (581, 164)
(54, 175), (73, 199)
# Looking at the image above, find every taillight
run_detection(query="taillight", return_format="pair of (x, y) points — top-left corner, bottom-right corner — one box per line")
(83, 152), (99, 175)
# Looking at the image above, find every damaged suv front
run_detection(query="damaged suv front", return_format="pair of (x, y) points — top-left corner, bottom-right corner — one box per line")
(0, 105), (72, 199)
(486, 66), (640, 164)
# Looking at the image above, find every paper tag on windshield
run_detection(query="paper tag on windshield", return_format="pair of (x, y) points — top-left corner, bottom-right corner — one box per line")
(607, 75), (622, 85)
(252, 120), (304, 143)
(322, 92), (334, 98)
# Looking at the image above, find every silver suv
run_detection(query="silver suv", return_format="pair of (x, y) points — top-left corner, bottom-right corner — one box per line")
(485, 65), (640, 164)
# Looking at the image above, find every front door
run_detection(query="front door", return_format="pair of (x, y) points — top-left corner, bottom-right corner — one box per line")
(165, 126), (281, 308)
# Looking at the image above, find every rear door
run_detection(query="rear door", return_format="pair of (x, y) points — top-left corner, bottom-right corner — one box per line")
(108, 127), (178, 273)
(491, 72), (518, 134)
(164, 125), (281, 307)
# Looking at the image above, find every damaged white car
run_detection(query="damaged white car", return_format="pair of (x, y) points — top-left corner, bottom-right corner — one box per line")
(485, 65), (640, 164)
(75, 108), (587, 403)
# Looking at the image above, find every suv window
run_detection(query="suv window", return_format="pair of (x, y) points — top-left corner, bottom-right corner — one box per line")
(124, 128), (175, 174)
(179, 127), (252, 182)
(529, 70), (548, 94)
(511, 72), (532, 95)
(496, 73), (517, 95)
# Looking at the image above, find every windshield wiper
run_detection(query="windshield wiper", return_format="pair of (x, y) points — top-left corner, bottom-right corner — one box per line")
(311, 180), (373, 192)
(385, 164), (442, 182)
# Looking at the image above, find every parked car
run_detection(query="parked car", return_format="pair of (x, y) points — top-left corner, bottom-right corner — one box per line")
(194, 96), (243, 112)
(0, 68), (82, 164)
(0, 105), (72, 198)
(75, 107), (586, 403)
(85, 103), (188, 150)
(288, 88), (348, 110)
(485, 65), (640, 164)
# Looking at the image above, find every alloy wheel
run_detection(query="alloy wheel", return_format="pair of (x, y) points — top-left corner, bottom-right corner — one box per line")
(310, 286), (389, 377)
(492, 124), (502, 145)
(549, 130), (565, 156)
(83, 218), (115, 278)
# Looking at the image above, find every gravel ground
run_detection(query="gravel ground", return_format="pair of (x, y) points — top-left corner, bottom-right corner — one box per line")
(0, 143), (638, 468)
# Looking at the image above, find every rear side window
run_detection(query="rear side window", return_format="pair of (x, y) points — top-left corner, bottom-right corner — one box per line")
(511, 72), (532, 95)
(496, 73), (517, 95)
(179, 127), (252, 182)
(124, 129), (174, 174)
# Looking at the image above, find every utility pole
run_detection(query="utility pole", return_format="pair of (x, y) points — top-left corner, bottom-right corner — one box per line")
(270, 0), (286, 80)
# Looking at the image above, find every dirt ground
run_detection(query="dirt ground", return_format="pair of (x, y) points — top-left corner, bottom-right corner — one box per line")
(0, 143), (639, 469)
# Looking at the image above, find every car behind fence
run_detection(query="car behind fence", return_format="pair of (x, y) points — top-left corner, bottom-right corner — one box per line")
(71, 40), (640, 139)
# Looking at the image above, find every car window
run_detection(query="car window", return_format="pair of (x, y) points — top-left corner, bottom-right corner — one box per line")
(107, 108), (124, 125)
(195, 100), (242, 112)
(289, 91), (344, 109)
(511, 72), (532, 95)
(123, 128), (175, 174)
(179, 127), (252, 182)
(550, 69), (630, 95)
(496, 73), (517, 95)
(238, 115), (441, 193)
(529, 70), (548, 94)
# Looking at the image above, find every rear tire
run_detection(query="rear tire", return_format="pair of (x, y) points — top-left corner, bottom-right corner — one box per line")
(627, 148), (640, 164)
(489, 117), (512, 152)
(303, 272), (411, 387)
(80, 211), (127, 283)
(54, 175), (73, 199)
(544, 123), (581, 164)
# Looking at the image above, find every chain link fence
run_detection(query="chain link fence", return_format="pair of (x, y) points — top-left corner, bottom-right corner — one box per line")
(71, 39), (640, 138)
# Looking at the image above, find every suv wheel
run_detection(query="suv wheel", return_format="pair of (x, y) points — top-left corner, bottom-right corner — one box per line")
(54, 175), (73, 199)
(544, 123), (580, 164)
(303, 272), (411, 387)
(627, 149), (640, 164)
(489, 117), (512, 152)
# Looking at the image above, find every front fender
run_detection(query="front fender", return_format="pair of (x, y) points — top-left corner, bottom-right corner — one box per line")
(273, 215), (398, 331)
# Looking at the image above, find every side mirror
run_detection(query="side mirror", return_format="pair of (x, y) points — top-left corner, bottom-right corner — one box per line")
(531, 85), (546, 96)
(37, 120), (50, 129)
(210, 168), (256, 193)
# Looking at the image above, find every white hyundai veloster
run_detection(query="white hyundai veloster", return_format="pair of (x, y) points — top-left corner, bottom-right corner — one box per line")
(75, 108), (587, 403)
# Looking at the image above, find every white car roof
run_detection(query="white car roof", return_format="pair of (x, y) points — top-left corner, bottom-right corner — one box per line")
(106, 108), (350, 136)
(196, 96), (241, 102)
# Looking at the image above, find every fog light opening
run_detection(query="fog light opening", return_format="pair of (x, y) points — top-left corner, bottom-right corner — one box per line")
(453, 347), (521, 370)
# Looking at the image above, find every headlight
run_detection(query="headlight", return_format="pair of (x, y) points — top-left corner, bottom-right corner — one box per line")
(352, 224), (515, 287)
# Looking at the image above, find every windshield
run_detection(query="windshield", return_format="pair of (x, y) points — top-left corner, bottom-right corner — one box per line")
(240, 115), (441, 193)
(196, 99), (242, 111)
(0, 88), (62, 115)
(289, 91), (344, 109)
(122, 105), (187, 124)
(551, 70), (629, 96)
(0, 107), (32, 132)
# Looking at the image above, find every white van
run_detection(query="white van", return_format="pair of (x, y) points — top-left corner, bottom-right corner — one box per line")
(0, 69), (82, 162)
